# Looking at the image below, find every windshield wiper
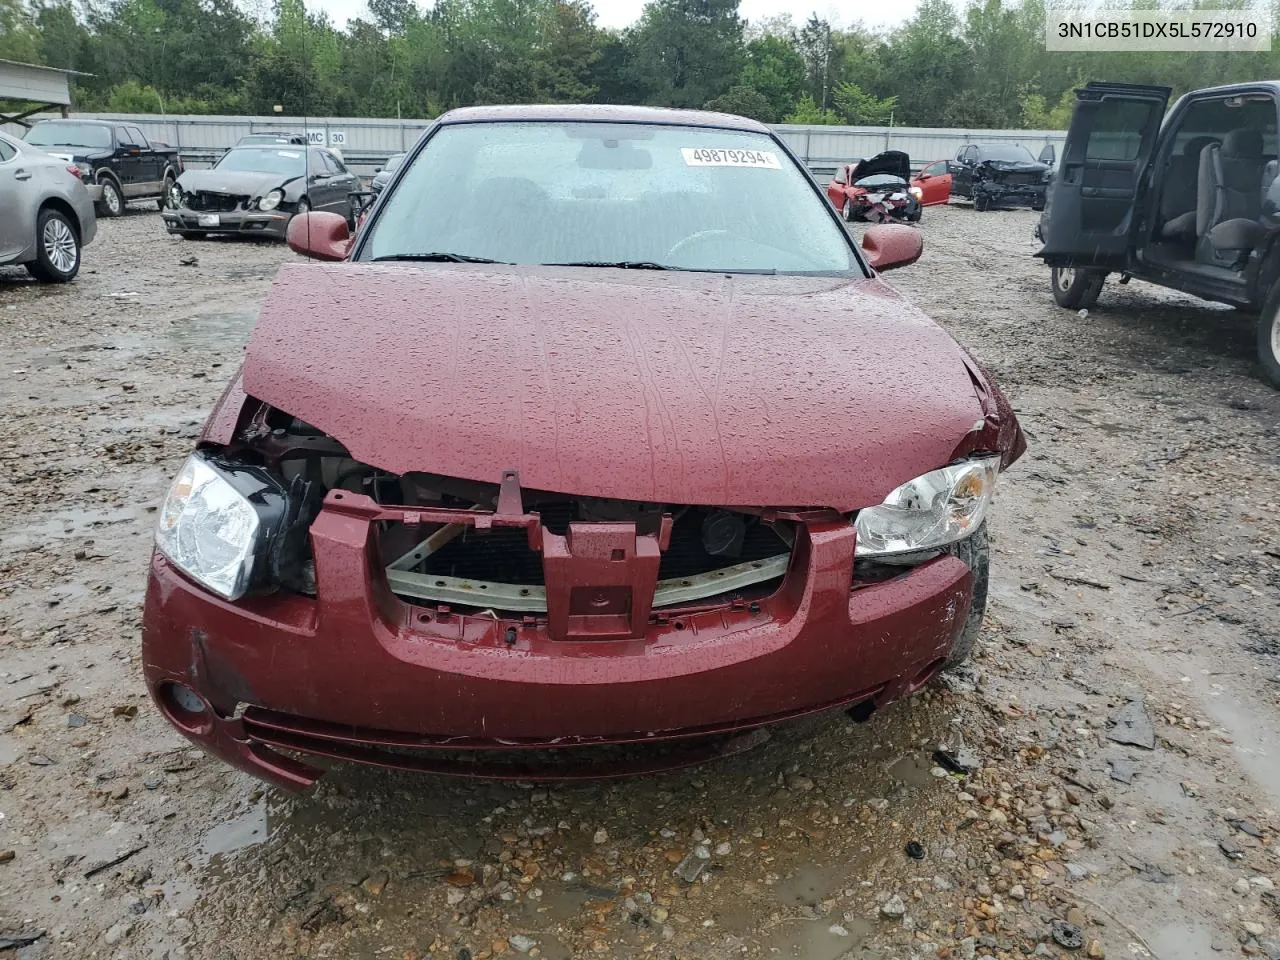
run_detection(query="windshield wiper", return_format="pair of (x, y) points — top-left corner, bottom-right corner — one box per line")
(545, 260), (671, 270)
(372, 252), (505, 264)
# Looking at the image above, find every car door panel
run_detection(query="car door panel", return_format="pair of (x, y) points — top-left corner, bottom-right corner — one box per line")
(1037, 82), (1171, 268)
(0, 141), (30, 262)
(913, 162), (950, 205)
(127, 126), (161, 187)
(114, 126), (146, 196)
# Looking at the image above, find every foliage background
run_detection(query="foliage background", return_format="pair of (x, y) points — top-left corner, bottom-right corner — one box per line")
(3, 0), (1279, 126)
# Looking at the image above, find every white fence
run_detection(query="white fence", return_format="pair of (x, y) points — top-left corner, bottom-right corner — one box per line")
(3, 111), (1068, 176)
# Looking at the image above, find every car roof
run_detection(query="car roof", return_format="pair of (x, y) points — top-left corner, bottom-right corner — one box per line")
(436, 103), (772, 133)
(32, 118), (110, 126)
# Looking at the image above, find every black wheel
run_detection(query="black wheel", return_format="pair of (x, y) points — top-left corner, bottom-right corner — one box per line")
(973, 193), (991, 212)
(157, 174), (175, 210)
(1051, 265), (1106, 309)
(841, 197), (857, 222)
(25, 207), (81, 282)
(96, 178), (124, 218)
(941, 525), (989, 670)
(1256, 283), (1280, 388)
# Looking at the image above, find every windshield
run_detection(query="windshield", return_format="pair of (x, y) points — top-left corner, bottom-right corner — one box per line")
(25, 122), (112, 150)
(384, 153), (405, 172)
(215, 147), (305, 176)
(980, 144), (1037, 163)
(362, 122), (857, 274)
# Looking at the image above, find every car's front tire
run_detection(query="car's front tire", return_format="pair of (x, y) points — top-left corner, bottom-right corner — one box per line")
(96, 177), (124, 218)
(841, 198), (857, 222)
(1256, 284), (1280, 388)
(941, 525), (989, 670)
(1051, 265), (1106, 309)
(25, 207), (81, 283)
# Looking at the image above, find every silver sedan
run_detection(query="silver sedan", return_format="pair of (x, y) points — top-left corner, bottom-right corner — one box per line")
(0, 130), (97, 282)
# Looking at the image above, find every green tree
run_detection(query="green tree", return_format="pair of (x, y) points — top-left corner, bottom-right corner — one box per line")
(704, 83), (771, 120)
(626, 0), (744, 107)
(739, 33), (805, 123)
(0, 0), (42, 63)
(832, 81), (895, 125)
(782, 94), (841, 124)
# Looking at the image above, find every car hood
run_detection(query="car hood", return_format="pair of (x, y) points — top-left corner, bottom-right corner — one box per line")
(241, 263), (1000, 511)
(851, 150), (910, 182)
(979, 159), (1049, 177)
(176, 169), (298, 197)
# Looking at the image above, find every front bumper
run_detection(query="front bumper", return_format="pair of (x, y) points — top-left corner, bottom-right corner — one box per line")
(162, 207), (291, 238)
(85, 182), (104, 202)
(974, 181), (1046, 207)
(141, 511), (976, 789)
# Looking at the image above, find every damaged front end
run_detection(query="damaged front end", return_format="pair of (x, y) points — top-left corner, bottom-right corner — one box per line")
(973, 161), (1049, 209)
(166, 400), (805, 641)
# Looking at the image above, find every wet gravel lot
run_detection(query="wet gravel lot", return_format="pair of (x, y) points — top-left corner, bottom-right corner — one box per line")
(1, 203), (1278, 960)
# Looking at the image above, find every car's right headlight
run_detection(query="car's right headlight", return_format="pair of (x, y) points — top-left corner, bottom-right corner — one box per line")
(257, 189), (283, 211)
(155, 453), (288, 600)
(855, 456), (1000, 561)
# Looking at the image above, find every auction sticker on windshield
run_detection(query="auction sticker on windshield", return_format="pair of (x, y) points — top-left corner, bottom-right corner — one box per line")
(681, 147), (781, 169)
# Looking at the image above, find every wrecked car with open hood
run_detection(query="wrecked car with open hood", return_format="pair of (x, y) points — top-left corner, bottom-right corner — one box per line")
(826, 150), (922, 222)
(141, 105), (1026, 788)
(161, 144), (358, 240)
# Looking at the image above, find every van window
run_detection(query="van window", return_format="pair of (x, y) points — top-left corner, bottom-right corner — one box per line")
(1085, 100), (1160, 161)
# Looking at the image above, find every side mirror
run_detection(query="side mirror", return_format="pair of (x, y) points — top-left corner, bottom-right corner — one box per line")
(286, 212), (352, 261)
(861, 224), (923, 272)
(373, 166), (383, 174)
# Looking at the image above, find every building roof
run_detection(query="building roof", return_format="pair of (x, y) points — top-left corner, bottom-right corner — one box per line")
(437, 103), (771, 133)
(0, 59), (90, 108)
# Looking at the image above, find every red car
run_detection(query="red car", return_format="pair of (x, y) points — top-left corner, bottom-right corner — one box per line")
(142, 105), (1025, 789)
(911, 160), (953, 207)
(826, 150), (922, 222)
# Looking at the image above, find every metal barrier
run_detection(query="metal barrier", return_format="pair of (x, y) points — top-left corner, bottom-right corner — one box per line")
(2, 111), (1068, 178)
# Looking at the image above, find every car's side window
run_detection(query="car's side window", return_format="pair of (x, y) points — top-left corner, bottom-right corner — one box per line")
(330, 154), (350, 175)
(0, 139), (16, 163)
(115, 126), (131, 145)
(962, 146), (978, 163)
(923, 161), (945, 176)
(1085, 100), (1160, 162)
(126, 126), (146, 146)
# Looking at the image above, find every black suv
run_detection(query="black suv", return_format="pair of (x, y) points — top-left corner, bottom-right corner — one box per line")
(23, 119), (184, 218)
(949, 142), (1054, 211)
(1037, 81), (1280, 388)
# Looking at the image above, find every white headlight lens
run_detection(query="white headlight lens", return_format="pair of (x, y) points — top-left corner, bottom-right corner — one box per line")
(855, 457), (1000, 558)
(155, 455), (260, 599)
(258, 189), (283, 211)
(909, 185), (923, 199)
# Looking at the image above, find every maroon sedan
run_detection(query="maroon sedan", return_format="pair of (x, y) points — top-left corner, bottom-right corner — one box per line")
(143, 105), (1025, 789)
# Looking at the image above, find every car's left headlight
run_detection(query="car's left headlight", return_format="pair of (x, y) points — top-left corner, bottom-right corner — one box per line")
(909, 185), (923, 200)
(258, 189), (283, 211)
(855, 456), (1000, 560)
(155, 453), (289, 600)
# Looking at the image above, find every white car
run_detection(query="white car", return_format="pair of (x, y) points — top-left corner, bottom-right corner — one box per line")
(0, 130), (97, 282)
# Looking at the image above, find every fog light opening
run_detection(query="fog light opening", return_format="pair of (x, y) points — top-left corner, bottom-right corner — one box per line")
(159, 681), (214, 735)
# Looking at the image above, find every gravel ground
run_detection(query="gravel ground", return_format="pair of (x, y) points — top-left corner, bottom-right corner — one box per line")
(1, 202), (1278, 960)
